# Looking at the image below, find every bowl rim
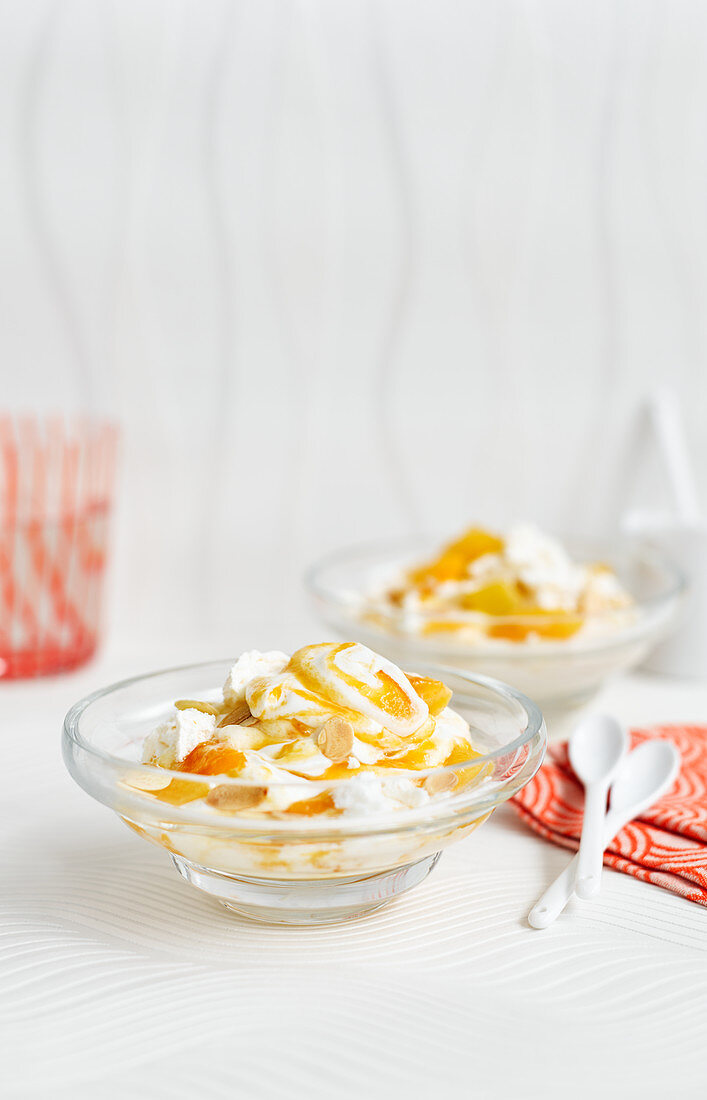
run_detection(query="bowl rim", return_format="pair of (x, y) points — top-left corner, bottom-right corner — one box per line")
(304, 532), (687, 658)
(63, 657), (546, 784)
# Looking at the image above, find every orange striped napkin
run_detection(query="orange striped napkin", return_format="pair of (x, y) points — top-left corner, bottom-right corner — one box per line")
(512, 724), (707, 907)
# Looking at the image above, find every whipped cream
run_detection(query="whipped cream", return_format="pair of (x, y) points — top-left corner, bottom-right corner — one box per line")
(369, 523), (634, 643)
(248, 642), (428, 738)
(471, 524), (586, 611)
(142, 643), (475, 818)
(223, 650), (289, 706)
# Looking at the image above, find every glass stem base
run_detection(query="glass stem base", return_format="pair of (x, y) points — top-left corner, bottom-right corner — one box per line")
(170, 852), (441, 925)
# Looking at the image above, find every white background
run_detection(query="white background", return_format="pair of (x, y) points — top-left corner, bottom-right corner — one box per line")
(1, 0), (706, 657)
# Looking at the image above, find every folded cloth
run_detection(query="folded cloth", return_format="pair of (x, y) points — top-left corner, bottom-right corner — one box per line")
(512, 724), (707, 907)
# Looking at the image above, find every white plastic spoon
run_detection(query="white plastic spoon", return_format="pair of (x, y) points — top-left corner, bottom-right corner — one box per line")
(528, 739), (680, 929)
(569, 713), (628, 900)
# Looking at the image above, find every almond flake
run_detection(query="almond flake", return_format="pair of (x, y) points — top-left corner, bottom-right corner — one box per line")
(206, 784), (267, 811)
(316, 716), (355, 762)
(424, 771), (458, 795)
(175, 699), (220, 715)
(120, 768), (172, 792)
(218, 700), (252, 727)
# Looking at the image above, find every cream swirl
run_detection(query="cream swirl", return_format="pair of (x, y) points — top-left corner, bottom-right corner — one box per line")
(286, 642), (428, 736)
(142, 643), (477, 817)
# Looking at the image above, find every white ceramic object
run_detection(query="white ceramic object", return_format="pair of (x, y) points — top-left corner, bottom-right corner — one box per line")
(568, 714), (628, 900)
(625, 387), (705, 678)
(637, 522), (707, 678)
(647, 387), (701, 524)
(528, 738), (681, 929)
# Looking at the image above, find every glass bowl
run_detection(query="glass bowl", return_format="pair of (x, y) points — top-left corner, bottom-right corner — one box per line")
(306, 535), (685, 737)
(62, 660), (546, 925)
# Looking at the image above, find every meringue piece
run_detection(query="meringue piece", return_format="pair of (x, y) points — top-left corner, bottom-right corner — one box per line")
(502, 524), (585, 611)
(383, 776), (431, 808)
(331, 772), (430, 815)
(331, 773), (396, 815)
(142, 707), (218, 768)
(223, 650), (288, 707)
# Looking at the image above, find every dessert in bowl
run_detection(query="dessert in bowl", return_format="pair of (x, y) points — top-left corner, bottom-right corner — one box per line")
(306, 526), (685, 735)
(63, 642), (545, 924)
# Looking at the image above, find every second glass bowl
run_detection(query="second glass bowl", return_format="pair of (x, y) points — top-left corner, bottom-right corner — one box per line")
(306, 535), (685, 736)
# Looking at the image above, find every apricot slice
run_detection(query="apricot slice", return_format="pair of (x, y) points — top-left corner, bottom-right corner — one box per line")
(487, 622), (531, 642)
(420, 620), (465, 635)
(447, 527), (504, 561)
(373, 669), (417, 721)
(383, 740), (439, 770)
(460, 581), (523, 616)
(284, 791), (337, 816)
(407, 674), (452, 716)
(409, 527), (504, 587)
(488, 613), (583, 642)
(443, 741), (480, 766)
(179, 740), (247, 775)
(148, 778), (209, 805)
(535, 616), (583, 640)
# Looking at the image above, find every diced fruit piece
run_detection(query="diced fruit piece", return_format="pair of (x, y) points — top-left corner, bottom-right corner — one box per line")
(179, 740), (247, 775)
(409, 549), (468, 586)
(420, 620), (465, 635)
(441, 745), (487, 789)
(374, 670), (416, 720)
(446, 527), (504, 562)
(409, 527), (504, 587)
(535, 616), (583, 640)
(319, 761), (363, 780)
(384, 740), (439, 769)
(487, 622), (530, 642)
(487, 612), (583, 642)
(407, 673), (452, 716)
(148, 778), (209, 805)
(284, 791), (337, 816)
(460, 581), (523, 616)
(443, 741), (480, 766)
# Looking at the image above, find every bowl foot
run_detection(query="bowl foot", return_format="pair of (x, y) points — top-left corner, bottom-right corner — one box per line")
(170, 852), (441, 925)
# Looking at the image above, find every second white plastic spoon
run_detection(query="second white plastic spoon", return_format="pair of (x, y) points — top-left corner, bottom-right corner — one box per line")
(569, 713), (628, 900)
(528, 738), (680, 929)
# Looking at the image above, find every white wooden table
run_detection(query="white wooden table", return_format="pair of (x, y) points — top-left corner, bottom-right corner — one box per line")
(3, 646), (707, 1100)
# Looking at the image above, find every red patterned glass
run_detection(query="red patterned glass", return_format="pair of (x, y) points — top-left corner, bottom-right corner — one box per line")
(0, 417), (117, 678)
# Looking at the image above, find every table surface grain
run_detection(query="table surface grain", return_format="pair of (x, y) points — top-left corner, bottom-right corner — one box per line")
(3, 647), (707, 1100)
